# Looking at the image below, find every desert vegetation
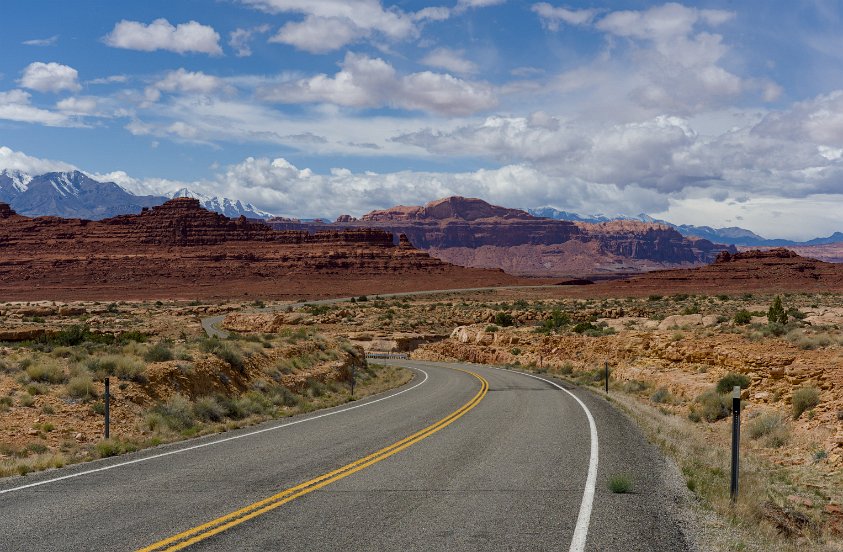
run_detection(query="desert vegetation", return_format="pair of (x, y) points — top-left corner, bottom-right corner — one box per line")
(0, 302), (412, 477)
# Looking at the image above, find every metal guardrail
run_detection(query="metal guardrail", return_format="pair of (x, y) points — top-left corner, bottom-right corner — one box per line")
(365, 352), (409, 360)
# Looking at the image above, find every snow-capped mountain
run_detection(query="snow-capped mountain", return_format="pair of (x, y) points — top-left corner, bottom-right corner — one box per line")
(528, 207), (651, 224)
(7, 171), (165, 219)
(0, 169), (33, 203)
(0, 171), (274, 220)
(168, 188), (273, 219)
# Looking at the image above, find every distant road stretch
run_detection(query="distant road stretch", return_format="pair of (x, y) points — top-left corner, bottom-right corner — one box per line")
(0, 359), (692, 551)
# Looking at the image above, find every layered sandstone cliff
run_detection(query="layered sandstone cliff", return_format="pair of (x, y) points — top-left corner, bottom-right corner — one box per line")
(0, 199), (521, 300)
(267, 196), (735, 276)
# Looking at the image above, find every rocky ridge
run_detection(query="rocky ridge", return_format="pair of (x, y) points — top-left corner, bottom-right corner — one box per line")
(0, 198), (521, 300)
(609, 248), (843, 295)
(267, 196), (735, 277)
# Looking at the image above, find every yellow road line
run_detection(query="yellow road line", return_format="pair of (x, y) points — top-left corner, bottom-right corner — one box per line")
(138, 368), (488, 552)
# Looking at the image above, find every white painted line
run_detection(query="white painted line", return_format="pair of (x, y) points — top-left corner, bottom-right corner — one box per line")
(484, 365), (599, 552)
(0, 368), (429, 495)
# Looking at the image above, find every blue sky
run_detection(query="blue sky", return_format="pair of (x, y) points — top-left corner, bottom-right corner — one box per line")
(2, 1), (843, 239)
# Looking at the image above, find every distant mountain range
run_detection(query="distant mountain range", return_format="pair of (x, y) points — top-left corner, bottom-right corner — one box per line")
(1, 169), (840, 247)
(0, 170), (272, 220)
(528, 207), (843, 247)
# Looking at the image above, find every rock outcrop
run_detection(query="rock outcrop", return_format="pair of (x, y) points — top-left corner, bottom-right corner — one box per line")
(0, 199), (521, 300)
(611, 248), (843, 295)
(268, 196), (735, 277)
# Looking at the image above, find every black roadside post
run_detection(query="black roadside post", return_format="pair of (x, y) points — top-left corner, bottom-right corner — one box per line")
(730, 385), (741, 503)
(604, 361), (609, 394)
(349, 365), (356, 399)
(104, 377), (110, 440)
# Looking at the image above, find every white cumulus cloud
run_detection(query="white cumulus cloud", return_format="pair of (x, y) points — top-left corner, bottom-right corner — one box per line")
(258, 52), (495, 115)
(144, 69), (233, 102)
(243, 0), (416, 53)
(103, 18), (222, 55)
(19, 62), (81, 93)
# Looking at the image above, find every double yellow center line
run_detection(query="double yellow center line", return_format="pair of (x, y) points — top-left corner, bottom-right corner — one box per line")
(139, 369), (488, 551)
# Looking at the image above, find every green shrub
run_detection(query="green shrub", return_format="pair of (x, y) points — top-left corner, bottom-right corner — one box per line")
(200, 339), (245, 371)
(266, 385), (299, 407)
(66, 375), (97, 401)
(650, 387), (673, 404)
(764, 322), (787, 337)
(494, 312), (515, 327)
(26, 383), (48, 395)
(510, 347), (521, 356)
(747, 412), (790, 447)
(787, 307), (806, 320)
(694, 389), (731, 422)
(607, 474), (633, 493)
(27, 442), (48, 454)
(151, 395), (195, 431)
(572, 322), (596, 334)
(19, 394), (35, 407)
(306, 379), (326, 398)
(96, 439), (138, 458)
(733, 309), (752, 325)
(50, 325), (93, 346)
(716, 373), (750, 394)
(192, 396), (226, 422)
(26, 360), (66, 384)
(792, 387), (820, 419)
(484, 325), (499, 333)
(144, 342), (174, 363)
(86, 355), (146, 382)
(119, 331), (148, 343)
(236, 392), (272, 416)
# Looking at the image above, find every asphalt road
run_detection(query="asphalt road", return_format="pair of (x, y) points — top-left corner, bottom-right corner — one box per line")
(0, 361), (695, 551)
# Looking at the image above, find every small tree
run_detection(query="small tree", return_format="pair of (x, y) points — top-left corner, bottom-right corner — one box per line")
(494, 312), (515, 327)
(768, 295), (788, 325)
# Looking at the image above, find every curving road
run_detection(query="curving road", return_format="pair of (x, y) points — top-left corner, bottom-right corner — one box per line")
(0, 361), (694, 551)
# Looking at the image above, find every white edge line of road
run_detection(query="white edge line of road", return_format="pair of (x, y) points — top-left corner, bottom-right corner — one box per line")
(0, 368), (430, 496)
(490, 365), (598, 552)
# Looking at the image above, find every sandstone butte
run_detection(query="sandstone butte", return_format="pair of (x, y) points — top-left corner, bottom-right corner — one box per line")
(593, 247), (843, 296)
(0, 198), (523, 301)
(266, 196), (736, 277)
